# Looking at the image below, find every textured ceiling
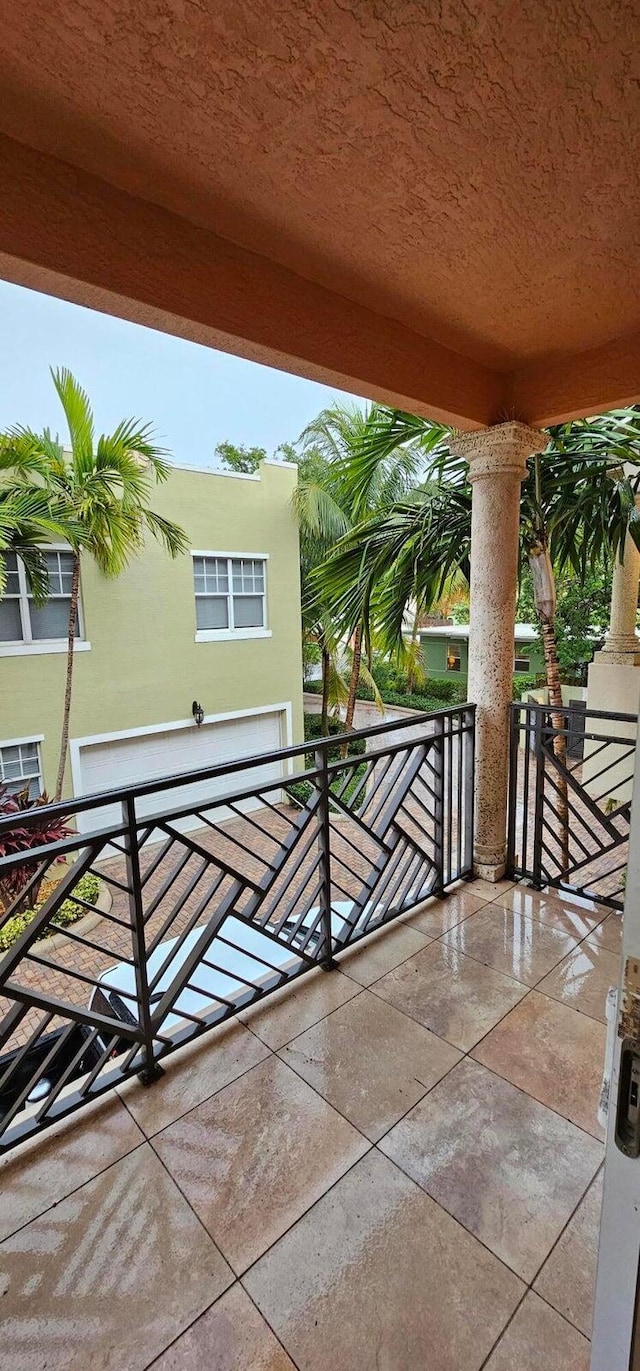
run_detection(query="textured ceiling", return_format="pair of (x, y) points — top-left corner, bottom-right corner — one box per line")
(0, 0), (638, 385)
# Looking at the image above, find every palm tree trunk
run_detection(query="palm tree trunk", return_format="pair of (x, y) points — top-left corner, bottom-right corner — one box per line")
(344, 625), (362, 731)
(320, 641), (331, 735)
(406, 606), (420, 694)
(539, 613), (570, 875)
(341, 624), (363, 757)
(55, 553), (80, 802)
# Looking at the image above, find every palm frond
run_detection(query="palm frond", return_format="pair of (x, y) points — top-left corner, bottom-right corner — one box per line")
(51, 367), (95, 469)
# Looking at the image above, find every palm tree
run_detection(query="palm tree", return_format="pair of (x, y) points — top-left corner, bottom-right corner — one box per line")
(4, 369), (189, 799)
(319, 406), (640, 690)
(292, 442), (350, 734)
(293, 402), (424, 736)
(317, 405), (640, 870)
(0, 436), (83, 601)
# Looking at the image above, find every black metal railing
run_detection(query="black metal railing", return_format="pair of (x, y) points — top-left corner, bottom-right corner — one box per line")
(507, 700), (636, 909)
(0, 705), (475, 1152)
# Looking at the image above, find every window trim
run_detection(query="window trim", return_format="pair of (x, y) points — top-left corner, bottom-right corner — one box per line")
(191, 550), (271, 641)
(0, 734), (44, 797)
(446, 642), (462, 672)
(514, 645), (531, 673)
(0, 545), (89, 655)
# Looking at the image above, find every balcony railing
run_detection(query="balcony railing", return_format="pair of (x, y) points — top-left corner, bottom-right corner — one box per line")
(507, 700), (635, 910)
(0, 705), (475, 1153)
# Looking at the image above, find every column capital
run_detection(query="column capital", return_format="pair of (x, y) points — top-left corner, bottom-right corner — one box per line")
(449, 421), (548, 483)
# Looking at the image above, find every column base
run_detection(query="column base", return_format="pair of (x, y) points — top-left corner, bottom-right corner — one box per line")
(594, 647), (640, 667)
(473, 851), (507, 882)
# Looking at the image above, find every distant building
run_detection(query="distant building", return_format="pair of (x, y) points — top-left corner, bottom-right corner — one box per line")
(0, 460), (303, 811)
(419, 622), (544, 689)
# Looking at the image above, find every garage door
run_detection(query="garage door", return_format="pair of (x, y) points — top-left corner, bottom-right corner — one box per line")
(76, 710), (285, 834)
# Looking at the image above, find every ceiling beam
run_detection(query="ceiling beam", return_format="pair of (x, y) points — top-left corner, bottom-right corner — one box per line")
(0, 133), (502, 431)
(0, 133), (638, 431)
(512, 334), (640, 427)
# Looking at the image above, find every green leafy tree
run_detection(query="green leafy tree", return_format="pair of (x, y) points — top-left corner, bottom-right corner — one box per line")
(293, 402), (424, 740)
(3, 369), (189, 799)
(215, 440), (267, 474)
(516, 566), (612, 681)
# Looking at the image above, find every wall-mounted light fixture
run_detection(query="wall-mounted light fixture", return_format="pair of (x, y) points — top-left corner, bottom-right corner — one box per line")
(192, 700), (205, 727)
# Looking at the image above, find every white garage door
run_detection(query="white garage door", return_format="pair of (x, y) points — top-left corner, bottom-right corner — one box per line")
(76, 710), (285, 834)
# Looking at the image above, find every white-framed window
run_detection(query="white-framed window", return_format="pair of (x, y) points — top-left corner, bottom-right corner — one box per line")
(446, 642), (461, 672)
(0, 549), (83, 645)
(514, 645), (530, 673)
(0, 739), (43, 798)
(192, 554), (268, 637)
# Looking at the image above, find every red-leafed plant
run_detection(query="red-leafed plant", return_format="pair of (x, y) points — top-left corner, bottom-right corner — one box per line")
(0, 785), (71, 914)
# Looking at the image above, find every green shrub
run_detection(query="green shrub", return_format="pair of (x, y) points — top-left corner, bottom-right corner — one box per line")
(0, 872), (101, 953)
(307, 669), (467, 709)
(287, 715), (368, 810)
(286, 762), (368, 811)
(512, 672), (545, 701)
(303, 712), (366, 756)
(379, 688), (467, 712)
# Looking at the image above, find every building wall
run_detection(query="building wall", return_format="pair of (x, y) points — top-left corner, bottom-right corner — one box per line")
(0, 461), (304, 796)
(419, 631), (544, 687)
(419, 634), (469, 682)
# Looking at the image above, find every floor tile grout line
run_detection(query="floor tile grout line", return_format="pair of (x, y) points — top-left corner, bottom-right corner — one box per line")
(142, 1278), (303, 1371)
(359, 972), (606, 1147)
(461, 1049), (607, 1146)
(273, 969), (604, 1161)
(5, 1082), (596, 1369)
(275, 1017), (464, 1148)
(467, 987), (607, 1144)
(138, 992), (595, 1314)
(477, 1286), (530, 1371)
(429, 896), (619, 996)
(236, 1282), (303, 1371)
(337, 931), (435, 988)
(0, 1129), (151, 1246)
(147, 1128), (240, 1275)
(527, 1159), (606, 1308)
(478, 1284), (594, 1371)
(241, 981), (369, 1051)
(131, 1043), (279, 1143)
(0, 900), (493, 1239)
(145, 1057), (376, 1277)
(235, 1142), (376, 1282)
(234, 1136), (524, 1302)
(371, 1079), (602, 1288)
(3, 909), (607, 1371)
(365, 968), (533, 1054)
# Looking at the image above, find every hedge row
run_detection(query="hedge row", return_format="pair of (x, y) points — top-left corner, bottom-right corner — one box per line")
(0, 872), (102, 953)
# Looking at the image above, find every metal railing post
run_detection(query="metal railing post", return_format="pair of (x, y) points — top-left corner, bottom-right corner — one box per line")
(463, 705), (476, 878)
(315, 746), (336, 970)
(432, 724), (445, 893)
(122, 795), (164, 1085)
(506, 704), (519, 877)
(532, 709), (546, 889)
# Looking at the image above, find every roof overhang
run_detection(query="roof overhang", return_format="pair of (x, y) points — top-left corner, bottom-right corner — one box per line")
(0, 2), (637, 428)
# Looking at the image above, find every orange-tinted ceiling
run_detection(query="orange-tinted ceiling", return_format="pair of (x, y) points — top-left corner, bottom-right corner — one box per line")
(0, 0), (638, 422)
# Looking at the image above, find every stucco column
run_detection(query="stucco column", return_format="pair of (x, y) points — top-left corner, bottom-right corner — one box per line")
(599, 523), (640, 663)
(585, 509), (640, 803)
(449, 422), (548, 880)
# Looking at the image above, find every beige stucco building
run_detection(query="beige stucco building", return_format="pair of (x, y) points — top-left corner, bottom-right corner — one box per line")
(0, 459), (303, 805)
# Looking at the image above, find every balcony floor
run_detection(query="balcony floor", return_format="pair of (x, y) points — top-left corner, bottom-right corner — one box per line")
(0, 879), (618, 1370)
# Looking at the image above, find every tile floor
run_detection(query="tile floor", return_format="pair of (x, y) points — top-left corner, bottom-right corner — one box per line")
(0, 878), (614, 1370)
